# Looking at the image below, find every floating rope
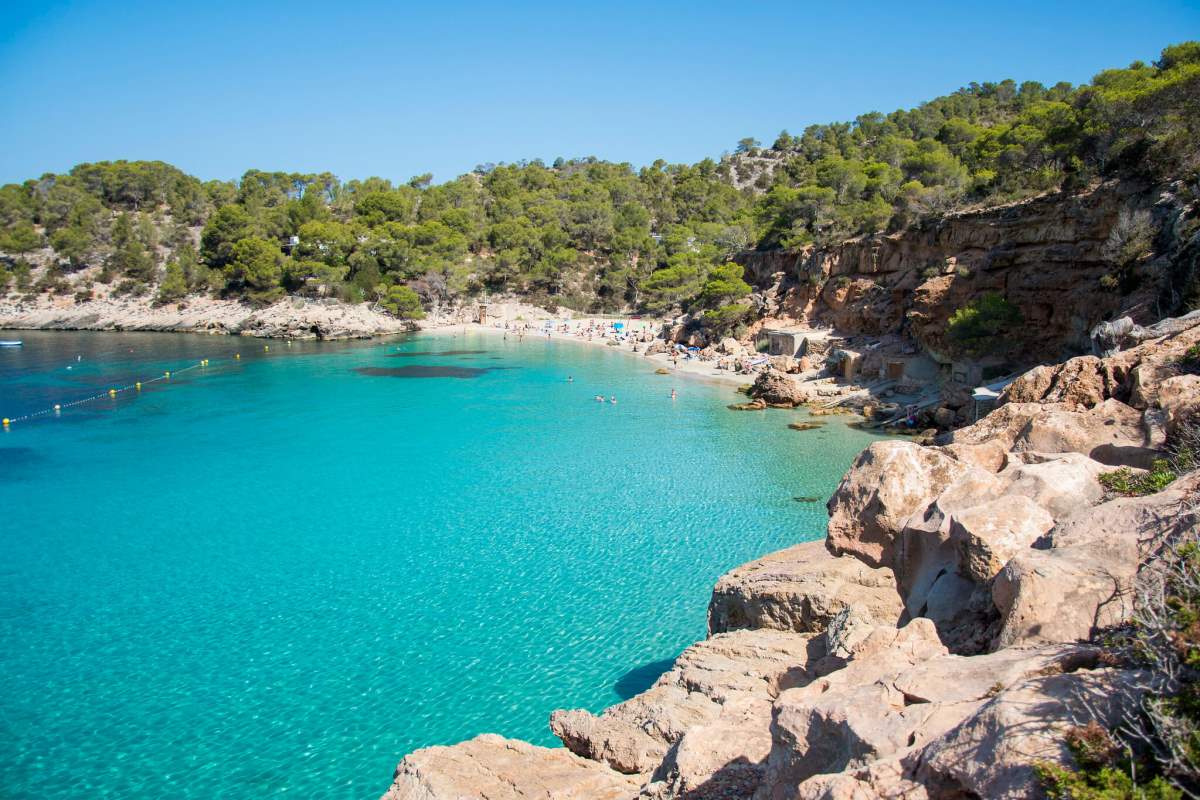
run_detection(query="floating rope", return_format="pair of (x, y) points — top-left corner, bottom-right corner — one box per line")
(3, 358), (219, 427)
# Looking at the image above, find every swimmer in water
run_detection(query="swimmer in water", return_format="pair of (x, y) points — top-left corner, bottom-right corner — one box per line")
(567, 375), (574, 382)
(595, 395), (604, 402)
(671, 389), (677, 400)
(610, 396), (617, 404)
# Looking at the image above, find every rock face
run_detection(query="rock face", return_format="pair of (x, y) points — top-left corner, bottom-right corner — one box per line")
(708, 541), (904, 635)
(948, 496), (1055, 583)
(993, 472), (1200, 648)
(379, 734), (640, 800)
(550, 629), (824, 778)
(914, 669), (1145, 799)
(825, 441), (972, 570)
(737, 180), (1180, 360)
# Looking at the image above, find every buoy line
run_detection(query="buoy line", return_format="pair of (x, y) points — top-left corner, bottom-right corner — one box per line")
(3, 358), (219, 428)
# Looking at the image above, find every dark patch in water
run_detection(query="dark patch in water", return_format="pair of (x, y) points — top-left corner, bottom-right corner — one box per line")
(0, 447), (41, 480)
(388, 350), (488, 357)
(355, 366), (494, 379)
(793, 496), (822, 503)
(614, 658), (676, 700)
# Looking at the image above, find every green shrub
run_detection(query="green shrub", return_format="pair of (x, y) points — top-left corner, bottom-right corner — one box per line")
(1099, 460), (1178, 496)
(945, 292), (1024, 357)
(1178, 345), (1200, 375)
(1037, 724), (1181, 798)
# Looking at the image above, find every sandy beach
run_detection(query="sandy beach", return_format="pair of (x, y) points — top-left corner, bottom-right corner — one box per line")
(423, 316), (753, 388)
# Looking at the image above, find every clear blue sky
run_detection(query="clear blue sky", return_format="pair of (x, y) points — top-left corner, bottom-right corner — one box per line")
(1, 0), (1197, 186)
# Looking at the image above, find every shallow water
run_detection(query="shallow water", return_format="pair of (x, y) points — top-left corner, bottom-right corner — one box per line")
(0, 330), (884, 799)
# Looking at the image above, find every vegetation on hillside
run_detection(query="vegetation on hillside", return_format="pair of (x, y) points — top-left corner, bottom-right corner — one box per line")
(0, 42), (1196, 322)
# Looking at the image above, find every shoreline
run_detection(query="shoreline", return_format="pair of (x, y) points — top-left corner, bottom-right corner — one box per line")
(421, 321), (752, 388)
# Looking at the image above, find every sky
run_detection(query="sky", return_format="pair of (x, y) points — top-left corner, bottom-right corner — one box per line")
(0, 0), (1198, 186)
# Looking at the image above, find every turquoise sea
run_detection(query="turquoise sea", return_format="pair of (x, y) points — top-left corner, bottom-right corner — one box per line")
(0, 330), (882, 799)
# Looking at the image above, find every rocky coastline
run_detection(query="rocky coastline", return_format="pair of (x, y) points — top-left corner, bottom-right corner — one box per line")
(0, 293), (414, 340)
(379, 314), (1200, 799)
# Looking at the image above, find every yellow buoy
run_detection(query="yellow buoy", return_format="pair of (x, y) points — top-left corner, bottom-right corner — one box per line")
(109, 388), (117, 397)
(2, 418), (8, 426)
(235, 353), (240, 359)
(165, 371), (171, 378)
(54, 404), (61, 412)
(264, 345), (269, 352)
(136, 382), (142, 390)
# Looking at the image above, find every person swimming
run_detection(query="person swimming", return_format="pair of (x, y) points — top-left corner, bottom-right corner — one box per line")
(595, 394), (605, 402)
(609, 396), (617, 404)
(567, 375), (574, 382)
(671, 389), (677, 400)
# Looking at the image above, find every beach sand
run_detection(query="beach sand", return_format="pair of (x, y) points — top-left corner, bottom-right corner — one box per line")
(424, 318), (751, 388)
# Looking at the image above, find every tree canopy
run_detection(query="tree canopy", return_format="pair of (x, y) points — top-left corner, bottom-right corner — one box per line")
(1, 42), (1196, 318)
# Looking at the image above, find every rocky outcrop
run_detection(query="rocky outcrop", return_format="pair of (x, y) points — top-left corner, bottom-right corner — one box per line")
(747, 370), (809, 407)
(380, 734), (640, 800)
(0, 294), (412, 339)
(550, 629), (824, 778)
(993, 471), (1200, 648)
(380, 313), (1200, 800)
(738, 180), (1180, 361)
(825, 441), (973, 570)
(913, 669), (1146, 799)
(757, 624), (1100, 800)
(997, 311), (1200, 411)
(707, 541), (903, 635)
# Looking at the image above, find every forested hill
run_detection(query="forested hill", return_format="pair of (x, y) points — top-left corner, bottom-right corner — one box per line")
(0, 42), (1196, 331)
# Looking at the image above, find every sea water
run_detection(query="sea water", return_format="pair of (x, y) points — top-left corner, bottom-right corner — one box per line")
(0, 330), (884, 799)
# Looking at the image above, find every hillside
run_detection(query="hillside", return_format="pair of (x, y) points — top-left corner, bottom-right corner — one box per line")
(1, 42), (1197, 346)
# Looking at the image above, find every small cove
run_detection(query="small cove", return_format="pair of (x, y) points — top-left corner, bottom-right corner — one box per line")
(0, 330), (885, 799)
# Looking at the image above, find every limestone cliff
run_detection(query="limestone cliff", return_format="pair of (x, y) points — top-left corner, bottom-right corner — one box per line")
(737, 179), (1198, 362)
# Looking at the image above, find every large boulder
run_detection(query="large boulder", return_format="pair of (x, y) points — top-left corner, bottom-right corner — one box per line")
(708, 541), (904, 635)
(756, 618), (1097, 800)
(993, 472), (1200, 648)
(996, 452), (1107, 519)
(1159, 374), (1200, 435)
(379, 734), (640, 800)
(826, 442), (974, 570)
(717, 337), (745, 356)
(550, 629), (825, 776)
(992, 546), (1134, 648)
(1000, 355), (1120, 409)
(914, 670), (1146, 799)
(1011, 399), (1159, 468)
(749, 369), (809, 407)
(948, 496), (1055, 583)
(950, 399), (1158, 468)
